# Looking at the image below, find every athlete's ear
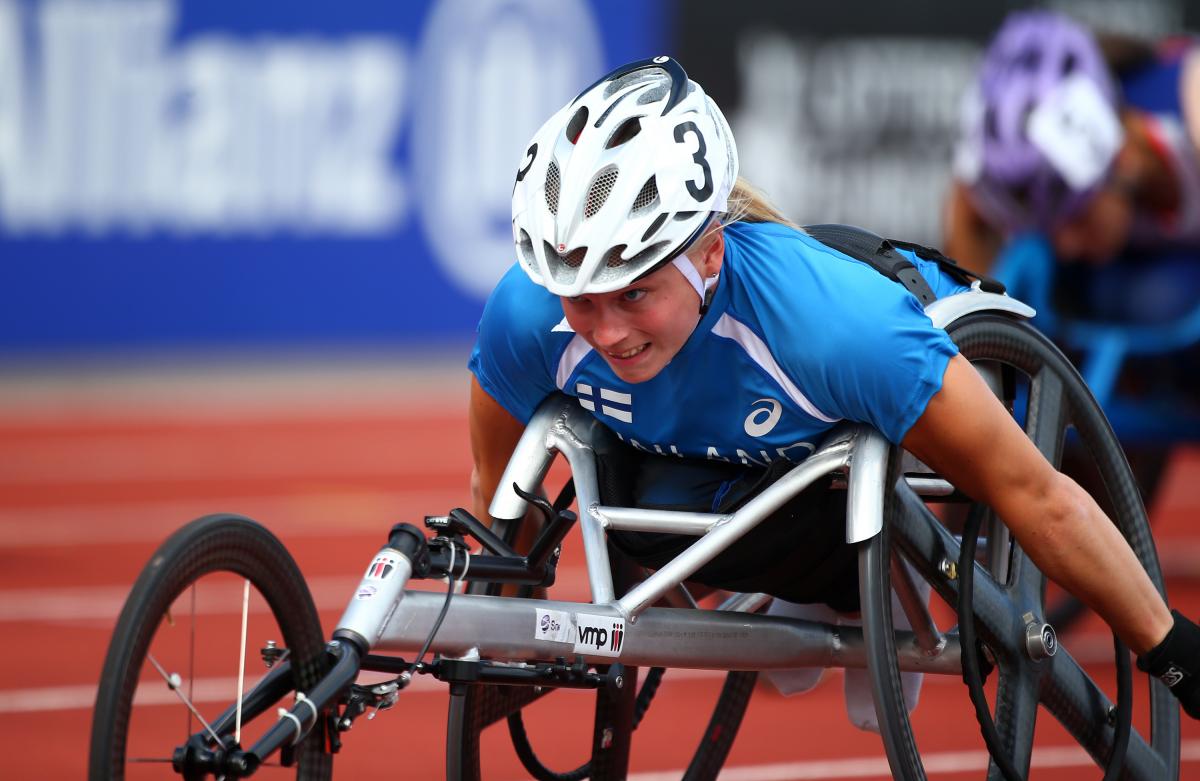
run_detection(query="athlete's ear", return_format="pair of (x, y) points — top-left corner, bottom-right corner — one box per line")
(697, 226), (725, 277)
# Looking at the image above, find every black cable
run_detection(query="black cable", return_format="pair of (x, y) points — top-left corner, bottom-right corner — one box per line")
(507, 710), (591, 781)
(957, 505), (1024, 781)
(409, 538), (465, 675)
(959, 508), (1133, 781)
(506, 665), (666, 781)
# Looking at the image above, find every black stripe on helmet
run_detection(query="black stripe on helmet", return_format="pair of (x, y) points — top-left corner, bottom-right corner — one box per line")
(569, 56), (690, 117)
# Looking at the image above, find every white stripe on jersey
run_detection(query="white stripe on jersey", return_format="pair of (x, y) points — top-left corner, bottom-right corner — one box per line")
(556, 334), (594, 389)
(599, 388), (632, 404)
(712, 314), (840, 424)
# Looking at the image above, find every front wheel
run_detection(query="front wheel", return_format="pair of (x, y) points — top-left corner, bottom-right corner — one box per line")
(89, 514), (331, 780)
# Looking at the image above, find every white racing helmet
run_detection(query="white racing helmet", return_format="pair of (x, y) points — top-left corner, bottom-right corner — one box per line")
(511, 56), (739, 297)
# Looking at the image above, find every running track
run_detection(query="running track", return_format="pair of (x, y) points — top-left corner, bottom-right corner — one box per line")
(1, 360), (1198, 779)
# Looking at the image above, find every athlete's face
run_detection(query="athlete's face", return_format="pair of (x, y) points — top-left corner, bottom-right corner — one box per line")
(1051, 185), (1133, 264)
(561, 231), (724, 384)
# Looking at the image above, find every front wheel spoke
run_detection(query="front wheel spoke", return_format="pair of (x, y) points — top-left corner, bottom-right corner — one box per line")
(1040, 650), (1166, 780)
(889, 483), (1023, 655)
(990, 666), (1040, 777)
(146, 652), (222, 744)
(1006, 545), (1046, 616)
(1025, 369), (1069, 462)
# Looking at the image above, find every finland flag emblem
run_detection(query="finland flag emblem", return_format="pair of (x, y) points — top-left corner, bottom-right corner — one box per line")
(576, 382), (633, 423)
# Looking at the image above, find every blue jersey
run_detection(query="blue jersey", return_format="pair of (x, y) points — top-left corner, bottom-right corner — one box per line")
(469, 221), (965, 466)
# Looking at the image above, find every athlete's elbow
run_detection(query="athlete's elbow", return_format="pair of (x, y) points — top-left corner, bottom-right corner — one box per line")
(1015, 472), (1092, 555)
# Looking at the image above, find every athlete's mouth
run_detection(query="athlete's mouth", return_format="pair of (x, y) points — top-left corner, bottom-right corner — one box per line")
(607, 343), (649, 360)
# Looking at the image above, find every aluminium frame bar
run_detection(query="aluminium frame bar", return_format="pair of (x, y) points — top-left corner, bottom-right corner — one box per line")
(374, 590), (962, 674)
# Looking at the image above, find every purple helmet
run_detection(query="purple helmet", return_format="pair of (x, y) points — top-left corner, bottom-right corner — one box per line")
(958, 11), (1124, 232)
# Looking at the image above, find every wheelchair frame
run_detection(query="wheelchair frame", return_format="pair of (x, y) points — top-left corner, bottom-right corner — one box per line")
(90, 285), (1179, 781)
(345, 286), (1034, 671)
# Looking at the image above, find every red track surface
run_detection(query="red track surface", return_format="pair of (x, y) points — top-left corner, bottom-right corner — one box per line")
(2, 377), (1198, 779)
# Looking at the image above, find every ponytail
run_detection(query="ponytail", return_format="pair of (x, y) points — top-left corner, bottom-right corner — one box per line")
(723, 177), (800, 230)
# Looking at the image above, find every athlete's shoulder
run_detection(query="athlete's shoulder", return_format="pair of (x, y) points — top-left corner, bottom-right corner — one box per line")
(722, 220), (912, 312)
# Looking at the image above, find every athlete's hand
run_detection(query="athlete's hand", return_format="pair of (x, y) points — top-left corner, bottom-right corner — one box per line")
(1137, 610), (1200, 719)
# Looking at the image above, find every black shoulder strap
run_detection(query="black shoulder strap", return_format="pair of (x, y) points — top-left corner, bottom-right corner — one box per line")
(802, 224), (1005, 304)
(887, 238), (1006, 295)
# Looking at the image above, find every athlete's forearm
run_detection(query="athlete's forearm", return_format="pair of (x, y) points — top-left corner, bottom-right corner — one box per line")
(1003, 472), (1172, 655)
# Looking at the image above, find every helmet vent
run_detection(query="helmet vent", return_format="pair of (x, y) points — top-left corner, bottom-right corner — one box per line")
(585, 166), (620, 219)
(566, 106), (589, 144)
(603, 244), (628, 268)
(637, 83), (669, 105)
(517, 229), (536, 265)
(545, 241), (587, 269)
(606, 117), (642, 149)
(546, 160), (561, 215)
(641, 212), (668, 243)
(631, 177), (659, 213)
(604, 68), (663, 99)
(628, 241), (669, 266)
(674, 210), (698, 221)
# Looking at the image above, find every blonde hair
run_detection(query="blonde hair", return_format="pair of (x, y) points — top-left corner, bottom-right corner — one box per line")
(723, 177), (800, 230)
(689, 177), (798, 253)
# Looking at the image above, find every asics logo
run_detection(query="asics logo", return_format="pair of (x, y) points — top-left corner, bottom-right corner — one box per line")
(744, 398), (782, 437)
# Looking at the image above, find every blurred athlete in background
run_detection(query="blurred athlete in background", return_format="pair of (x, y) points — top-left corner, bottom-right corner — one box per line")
(946, 9), (1200, 295)
(946, 9), (1200, 506)
(468, 56), (1200, 725)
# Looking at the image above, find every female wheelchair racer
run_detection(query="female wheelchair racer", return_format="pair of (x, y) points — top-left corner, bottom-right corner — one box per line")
(470, 56), (1200, 720)
(88, 55), (1200, 781)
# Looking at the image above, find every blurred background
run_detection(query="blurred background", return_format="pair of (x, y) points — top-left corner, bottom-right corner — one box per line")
(2, 0), (1198, 778)
(4, 0), (1196, 366)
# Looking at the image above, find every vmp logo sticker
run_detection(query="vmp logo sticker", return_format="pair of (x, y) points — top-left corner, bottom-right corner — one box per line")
(744, 398), (782, 437)
(573, 613), (625, 658)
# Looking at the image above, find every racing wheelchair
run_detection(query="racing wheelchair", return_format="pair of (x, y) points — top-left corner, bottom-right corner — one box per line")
(88, 282), (1179, 780)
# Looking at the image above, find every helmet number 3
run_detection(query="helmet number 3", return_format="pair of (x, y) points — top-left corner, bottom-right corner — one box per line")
(673, 121), (713, 201)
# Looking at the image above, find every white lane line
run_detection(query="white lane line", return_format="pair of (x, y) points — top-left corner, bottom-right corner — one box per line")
(0, 668), (724, 714)
(0, 575), (356, 622)
(0, 489), (466, 547)
(624, 740), (1200, 781)
(0, 567), (591, 622)
(0, 429), (465, 483)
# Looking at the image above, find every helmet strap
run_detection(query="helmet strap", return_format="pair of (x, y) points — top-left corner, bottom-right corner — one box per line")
(671, 254), (720, 314)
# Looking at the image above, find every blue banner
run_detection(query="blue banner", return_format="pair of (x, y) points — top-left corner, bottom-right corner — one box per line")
(0, 0), (668, 356)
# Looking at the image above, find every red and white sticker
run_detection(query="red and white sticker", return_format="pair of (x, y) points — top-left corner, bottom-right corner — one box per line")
(364, 553), (399, 581)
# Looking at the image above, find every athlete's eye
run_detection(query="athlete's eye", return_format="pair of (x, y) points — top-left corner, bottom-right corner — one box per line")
(621, 288), (648, 303)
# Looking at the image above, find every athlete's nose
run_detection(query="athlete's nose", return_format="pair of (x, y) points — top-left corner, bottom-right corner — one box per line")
(590, 303), (630, 350)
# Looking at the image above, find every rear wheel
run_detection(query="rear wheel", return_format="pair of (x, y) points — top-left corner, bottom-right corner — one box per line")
(860, 312), (1178, 780)
(89, 514), (331, 780)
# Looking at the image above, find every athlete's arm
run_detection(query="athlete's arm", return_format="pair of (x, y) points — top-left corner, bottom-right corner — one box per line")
(1181, 45), (1200, 156)
(468, 375), (528, 521)
(942, 181), (1004, 274)
(900, 354), (1173, 655)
